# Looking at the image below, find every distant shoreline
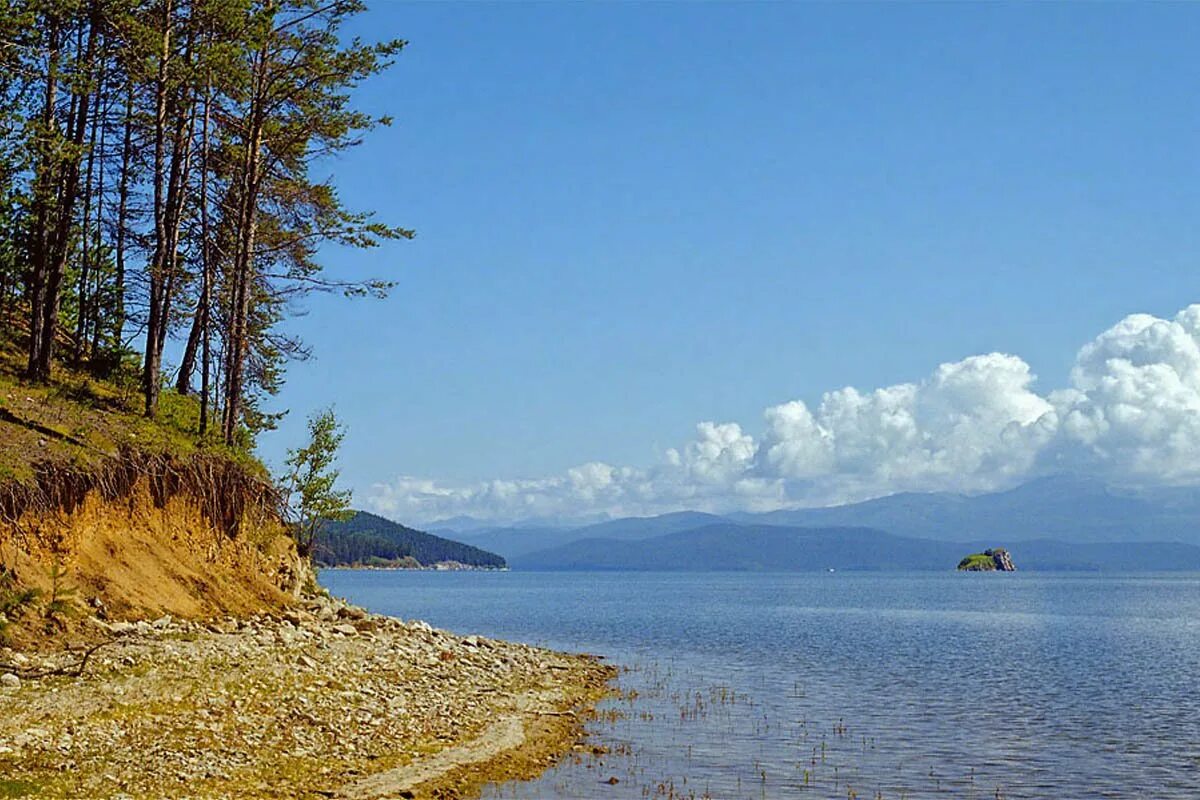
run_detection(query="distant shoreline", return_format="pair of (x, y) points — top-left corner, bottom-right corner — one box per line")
(318, 563), (510, 572)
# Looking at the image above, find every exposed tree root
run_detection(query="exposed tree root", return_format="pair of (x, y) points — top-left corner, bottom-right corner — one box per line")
(0, 446), (280, 542)
(0, 638), (114, 678)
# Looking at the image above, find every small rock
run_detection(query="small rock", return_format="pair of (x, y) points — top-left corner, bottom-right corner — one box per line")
(0, 673), (19, 690)
(89, 596), (109, 620)
(331, 623), (358, 637)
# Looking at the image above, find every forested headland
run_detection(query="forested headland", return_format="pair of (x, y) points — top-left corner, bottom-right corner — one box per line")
(315, 511), (507, 569)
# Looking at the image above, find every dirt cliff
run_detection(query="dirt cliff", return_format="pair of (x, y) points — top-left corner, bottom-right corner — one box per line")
(0, 448), (308, 648)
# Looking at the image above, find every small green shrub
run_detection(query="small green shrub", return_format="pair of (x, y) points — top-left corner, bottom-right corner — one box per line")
(44, 561), (79, 621)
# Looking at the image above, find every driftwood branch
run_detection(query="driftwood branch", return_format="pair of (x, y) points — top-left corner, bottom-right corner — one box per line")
(0, 638), (116, 679)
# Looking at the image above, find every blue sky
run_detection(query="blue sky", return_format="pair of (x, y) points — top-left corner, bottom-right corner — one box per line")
(252, 3), (1200, 523)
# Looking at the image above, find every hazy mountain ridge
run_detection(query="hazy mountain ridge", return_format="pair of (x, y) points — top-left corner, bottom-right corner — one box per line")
(455, 511), (728, 559)
(513, 524), (958, 571)
(512, 524), (1200, 572)
(730, 476), (1199, 543)
(430, 475), (1200, 570)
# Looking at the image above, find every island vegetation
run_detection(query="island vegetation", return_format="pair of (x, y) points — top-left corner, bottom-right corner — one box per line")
(957, 548), (1017, 571)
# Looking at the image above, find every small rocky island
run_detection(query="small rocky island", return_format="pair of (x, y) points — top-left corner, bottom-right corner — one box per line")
(957, 548), (1017, 571)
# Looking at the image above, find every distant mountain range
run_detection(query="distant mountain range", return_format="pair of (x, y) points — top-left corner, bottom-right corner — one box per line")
(727, 476), (1200, 543)
(429, 476), (1200, 571)
(510, 525), (1200, 572)
(316, 511), (506, 569)
(456, 511), (728, 560)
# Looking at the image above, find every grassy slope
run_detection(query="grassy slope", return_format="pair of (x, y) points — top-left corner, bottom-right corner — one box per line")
(0, 322), (262, 485)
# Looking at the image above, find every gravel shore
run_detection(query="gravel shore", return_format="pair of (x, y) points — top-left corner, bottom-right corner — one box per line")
(0, 594), (615, 799)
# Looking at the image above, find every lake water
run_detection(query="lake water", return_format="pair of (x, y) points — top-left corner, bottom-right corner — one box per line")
(319, 570), (1200, 799)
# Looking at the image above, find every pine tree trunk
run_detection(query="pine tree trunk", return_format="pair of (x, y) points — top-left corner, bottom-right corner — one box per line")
(222, 45), (267, 446)
(197, 64), (214, 434)
(145, 8), (200, 418)
(74, 55), (103, 367)
(88, 69), (109, 368)
(177, 301), (202, 395)
(142, 0), (173, 416)
(25, 18), (60, 381)
(30, 8), (97, 382)
(112, 83), (133, 352)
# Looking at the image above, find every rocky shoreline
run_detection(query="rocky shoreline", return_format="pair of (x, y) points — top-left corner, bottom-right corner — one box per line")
(0, 594), (616, 799)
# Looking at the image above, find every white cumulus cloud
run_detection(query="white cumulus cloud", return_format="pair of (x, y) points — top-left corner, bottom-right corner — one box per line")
(758, 353), (1056, 504)
(365, 304), (1200, 525)
(1048, 307), (1200, 483)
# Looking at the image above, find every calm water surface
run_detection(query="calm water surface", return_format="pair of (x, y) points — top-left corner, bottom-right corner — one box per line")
(319, 570), (1200, 799)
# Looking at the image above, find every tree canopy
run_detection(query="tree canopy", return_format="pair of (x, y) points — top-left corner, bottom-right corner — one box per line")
(0, 0), (409, 446)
